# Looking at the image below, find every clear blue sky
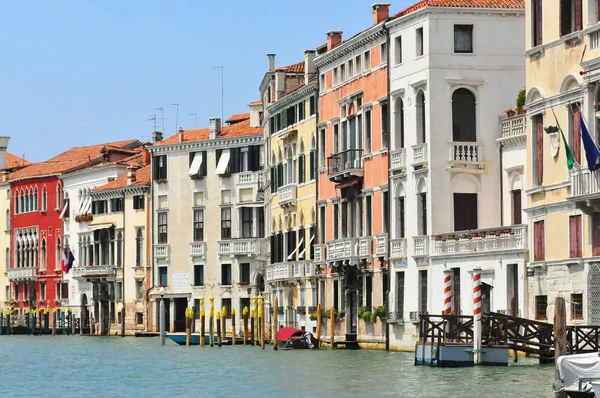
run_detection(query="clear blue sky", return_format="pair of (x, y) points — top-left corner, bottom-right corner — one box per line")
(1, 1), (411, 162)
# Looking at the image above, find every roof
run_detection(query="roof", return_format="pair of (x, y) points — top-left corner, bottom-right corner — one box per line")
(6, 153), (31, 170)
(392, 0), (524, 17)
(225, 113), (250, 124)
(271, 61), (305, 73)
(155, 118), (263, 146)
(9, 139), (142, 181)
(92, 164), (151, 192)
(249, 99), (262, 105)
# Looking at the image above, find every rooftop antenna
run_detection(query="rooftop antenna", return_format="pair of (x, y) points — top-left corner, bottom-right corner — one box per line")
(172, 103), (179, 132)
(147, 114), (158, 131)
(153, 107), (165, 133)
(189, 112), (197, 128)
(213, 66), (224, 122)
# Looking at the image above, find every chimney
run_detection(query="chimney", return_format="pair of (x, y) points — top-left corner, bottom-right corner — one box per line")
(141, 147), (150, 166)
(152, 131), (163, 142)
(275, 69), (286, 101)
(304, 50), (316, 84)
(267, 53), (276, 70)
(326, 31), (343, 51)
(0, 136), (9, 170)
(209, 118), (221, 140)
(0, 171), (8, 183)
(372, 3), (391, 25)
(127, 166), (137, 186)
(178, 127), (184, 143)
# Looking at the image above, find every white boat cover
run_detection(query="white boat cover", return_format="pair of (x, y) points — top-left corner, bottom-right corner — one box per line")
(557, 353), (600, 392)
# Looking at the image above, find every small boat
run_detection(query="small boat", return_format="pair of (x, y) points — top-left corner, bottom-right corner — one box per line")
(277, 327), (318, 349)
(166, 333), (245, 345)
(554, 353), (600, 397)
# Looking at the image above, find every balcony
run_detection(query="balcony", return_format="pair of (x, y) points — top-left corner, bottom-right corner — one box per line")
(390, 148), (406, 173)
(313, 244), (325, 264)
(277, 183), (297, 207)
(72, 265), (117, 279)
(499, 115), (526, 143)
(326, 238), (358, 261)
(235, 171), (264, 185)
(266, 263), (291, 282)
(154, 244), (169, 260)
(190, 242), (207, 259)
(431, 225), (527, 258)
(375, 234), (387, 258)
(413, 236), (429, 257)
(327, 149), (364, 182)
(305, 262), (316, 277)
(411, 143), (427, 168)
(218, 238), (261, 257)
(358, 236), (371, 259)
(569, 169), (600, 213)
(389, 238), (407, 260)
(448, 142), (484, 171)
(7, 267), (37, 281)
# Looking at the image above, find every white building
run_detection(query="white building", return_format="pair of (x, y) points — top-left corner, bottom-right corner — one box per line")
(385, 2), (527, 351)
(149, 108), (266, 334)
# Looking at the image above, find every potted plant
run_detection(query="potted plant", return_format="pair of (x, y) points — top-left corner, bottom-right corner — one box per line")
(446, 234), (455, 240)
(471, 232), (479, 238)
(504, 108), (516, 117)
(502, 228), (512, 234)
(309, 312), (318, 321)
(362, 310), (373, 323)
(337, 309), (346, 320)
(516, 89), (526, 114)
(435, 235), (443, 241)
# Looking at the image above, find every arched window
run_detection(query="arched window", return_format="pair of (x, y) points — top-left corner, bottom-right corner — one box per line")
(394, 97), (405, 149)
(56, 237), (62, 271)
(15, 192), (19, 214)
(20, 190), (24, 213)
(309, 134), (316, 181)
(34, 187), (38, 211)
(56, 184), (62, 210)
(298, 140), (306, 184)
(452, 88), (476, 142)
(5, 209), (9, 230)
(5, 248), (9, 271)
(23, 190), (29, 213)
(29, 189), (34, 212)
(416, 90), (426, 144)
(116, 231), (123, 267)
(15, 242), (20, 268)
(135, 229), (143, 267)
(40, 239), (47, 271)
(42, 187), (47, 212)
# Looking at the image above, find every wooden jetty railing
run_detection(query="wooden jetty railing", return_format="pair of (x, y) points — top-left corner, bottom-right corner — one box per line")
(566, 325), (600, 354)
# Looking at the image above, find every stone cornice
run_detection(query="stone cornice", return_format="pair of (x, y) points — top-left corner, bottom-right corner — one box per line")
(315, 26), (386, 69)
(91, 185), (148, 200)
(496, 134), (526, 148)
(526, 88), (583, 116)
(524, 200), (575, 218)
(265, 81), (318, 114)
(148, 135), (264, 154)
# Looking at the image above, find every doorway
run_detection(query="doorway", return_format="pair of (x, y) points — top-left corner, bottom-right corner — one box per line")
(481, 282), (493, 314)
(174, 298), (187, 332)
(507, 264), (519, 316)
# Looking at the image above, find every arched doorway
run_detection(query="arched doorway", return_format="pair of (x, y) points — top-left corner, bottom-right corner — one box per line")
(452, 88), (476, 142)
(81, 293), (90, 333)
(588, 264), (600, 324)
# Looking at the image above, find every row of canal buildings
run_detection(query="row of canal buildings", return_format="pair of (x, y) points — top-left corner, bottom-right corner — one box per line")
(2, 0), (600, 350)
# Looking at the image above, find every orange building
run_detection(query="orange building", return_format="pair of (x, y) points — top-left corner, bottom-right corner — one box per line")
(314, 3), (391, 345)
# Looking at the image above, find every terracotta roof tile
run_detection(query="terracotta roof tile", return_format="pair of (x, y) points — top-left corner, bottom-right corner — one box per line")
(6, 153), (30, 170)
(392, 0), (524, 18)
(156, 118), (263, 146)
(92, 164), (151, 192)
(270, 61), (305, 73)
(225, 113), (250, 124)
(249, 99), (262, 105)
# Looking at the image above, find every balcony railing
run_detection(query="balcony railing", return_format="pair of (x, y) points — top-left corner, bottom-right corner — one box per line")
(375, 234), (387, 257)
(389, 238), (407, 260)
(327, 149), (364, 181)
(218, 238), (260, 256)
(411, 143), (427, 167)
(72, 265), (116, 279)
(7, 266), (37, 281)
(326, 238), (358, 261)
(190, 242), (207, 258)
(305, 262), (316, 277)
(570, 169), (600, 198)
(266, 262), (291, 282)
(448, 142), (483, 168)
(590, 25), (600, 50)
(358, 236), (372, 258)
(390, 148), (406, 172)
(500, 115), (526, 140)
(431, 225), (527, 257)
(277, 183), (297, 206)
(413, 236), (429, 257)
(153, 244), (169, 260)
(313, 244), (325, 264)
(235, 171), (264, 185)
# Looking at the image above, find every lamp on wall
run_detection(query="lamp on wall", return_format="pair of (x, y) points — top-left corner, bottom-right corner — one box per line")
(527, 267), (535, 278)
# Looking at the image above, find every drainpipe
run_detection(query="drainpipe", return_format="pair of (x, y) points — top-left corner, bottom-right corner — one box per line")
(145, 155), (155, 332)
(499, 139), (504, 226)
(384, 20), (391, 352)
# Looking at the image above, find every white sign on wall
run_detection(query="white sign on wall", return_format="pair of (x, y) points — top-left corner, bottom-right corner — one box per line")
(172, 273), (190, 293)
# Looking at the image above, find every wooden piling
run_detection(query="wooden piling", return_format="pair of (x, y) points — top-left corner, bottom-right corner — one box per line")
(250, 309), (255, 346)
(200, 296), (205, 347)
(216, 311), (222, 347)
(273, 296), (279, 351)
(185, 308), (192, 346)
(511, 298), (518, 363)
(330, 306), (335, 350)
(554, 297), (567, 398)
(209, 306), (214, 347)
(52, 309), (57, 336)
(231, 308), (236, 346)
(316, 303), (322, 345)
(252, 296), (258, 346)
(259, 295), (265, 349)
(243, 306), (249, 345)
(221, 306), (227, 345)
(69, 308), (75, 335)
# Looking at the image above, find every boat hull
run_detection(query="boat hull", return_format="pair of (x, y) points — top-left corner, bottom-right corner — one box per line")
(166, 333), (247, 345)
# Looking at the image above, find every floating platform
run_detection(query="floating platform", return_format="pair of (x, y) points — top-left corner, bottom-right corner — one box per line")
(415, 342), (509, 367)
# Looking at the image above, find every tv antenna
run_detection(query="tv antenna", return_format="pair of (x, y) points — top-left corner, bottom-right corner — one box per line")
(189, 113), (197, 128)
(147, 114), (158, 131)
(153, 107), (166, 133)
(213, 66), (224, 122)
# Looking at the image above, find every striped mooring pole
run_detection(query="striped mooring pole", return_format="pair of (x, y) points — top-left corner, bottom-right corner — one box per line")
(443, 269), (453, 315)
(473, 267), (482, 365)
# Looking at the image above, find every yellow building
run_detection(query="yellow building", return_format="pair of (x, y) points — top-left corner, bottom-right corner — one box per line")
(525, 0), (600, 323)
(260, 51), (319, 329)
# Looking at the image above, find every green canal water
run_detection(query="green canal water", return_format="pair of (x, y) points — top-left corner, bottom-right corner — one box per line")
(1, 336), (555, 397)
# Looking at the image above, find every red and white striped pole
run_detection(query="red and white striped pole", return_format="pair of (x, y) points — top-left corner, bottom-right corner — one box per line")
(473, 267), (482, 364)
(443, 270), (453, 315)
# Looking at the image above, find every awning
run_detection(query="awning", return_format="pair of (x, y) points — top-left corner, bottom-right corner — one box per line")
(215, 149), (230, 175)
(288, 236), (304, 260)
(87, 223), (114, 232)
(59, 199), (70, 219)
(81, 196), (92, 215)
(297, 234), (314, 260)
(188, 152), (204, 176)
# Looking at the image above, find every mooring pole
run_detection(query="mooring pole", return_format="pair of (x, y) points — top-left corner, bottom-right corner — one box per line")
(243, 306), (249, 345)
(200, 296), (205, 348)
(231, 308), (236, 346)
(221, 306), (227, 346)
(259, 295), (265, 349)
(159, 288), (166, 346)
(316, 303), (322, 345)
(511, 298), (518, 363)
(473, 267), (482, 365)
(330, 306), (335, 350)
(273, 296), (279, 351)
(555, 297), (567, 398)
(209, 296), (215, 347)
(216, 311), (222, 347)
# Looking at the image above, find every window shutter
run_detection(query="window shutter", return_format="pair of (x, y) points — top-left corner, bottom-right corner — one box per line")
(270, 235), (275, 264)
(535, 0), (543, 46)
(310, 151), (315, 180)
(575, 0), (583, 31)
(231, 148), (240, 174)
(560, 0), (571, 36)
(573, 106), (581, 164)
(537, 117), (544, 186)
(271, 166), (276, 191)
(593, 213), (600, 256)
(298, 154), (305, 184)
(278, 163), (284, 188)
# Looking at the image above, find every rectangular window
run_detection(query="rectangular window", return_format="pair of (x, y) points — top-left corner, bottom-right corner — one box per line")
(221, 264), (232, 285)
(110, 198), (124, 213)
(419, 270), (427, 313)
(309, 96), (316, 116)
(512, 190), (522, 224)
(221, 208), (231, 239)
(242, 207), (253, 238)
(133, 195), (145, 210)
(340, 64), (346, 82)
(416, 27), (424, 56)
(454, 25), (473, 53)
(355, 55), (362, 74)
(159, 267), (168, 286)
(560, 0), (583, 36)
(333, 204), (339, 239)
(593, 213), (600, 256)
(535, 295), (547, 320)
(380, 42), (387, 64)
(240, 263), (250, 284)
(194, 264), (204, 286)
(61, 282), (68, 300)
(381, 102), (389, 150)
(571, 293), (583, 320)
(394, 36), (402, 64)
(365, 110), (372, 153)
(136, 312), (144, 325)
(453, 193), (478, 231)
(91, 200), (107, 215)
(383, 191), (389, 234)
(193, 209), (204, 241)
(222, 298), (232, 319)
(41, 282), (46, 300)
(365, 275), (372, 309)
(320, 74), (325, 92)
(533, 0), (543, 46)
(534, 220), (545, 261)
(348, 59), (354, 78)
(157, 212), (168, 244)
(319, 128), (326, 167)
(154, 155), (167, 180)
(399, 196), (405, 238)
(240, 148), (249, 172)
(364, 50), (371, 70)
(396, 272), (405, 316)
(570, 215), (583, 258)
(136, 280), (143, 300)
(319, 206), (326, 243)
(366, 195), (372, 236)
(115, 281), (123, 300)
(333, 68), (338, 85)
